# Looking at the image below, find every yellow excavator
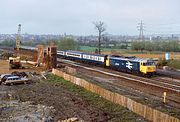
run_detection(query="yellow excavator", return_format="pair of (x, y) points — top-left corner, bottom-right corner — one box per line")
(9, 57), (21, 69)
(9, 24), (22, 69)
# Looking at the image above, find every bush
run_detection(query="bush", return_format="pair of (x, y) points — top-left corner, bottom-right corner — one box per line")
(157, 59), (168, 67)
(157, 59), (180, 70)
(57, 38), (79, 50)
(131, 40), (180, 52)
(167, 60), (180, 70)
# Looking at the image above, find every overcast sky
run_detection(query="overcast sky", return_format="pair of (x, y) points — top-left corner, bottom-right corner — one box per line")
(0, 0), (179, 35)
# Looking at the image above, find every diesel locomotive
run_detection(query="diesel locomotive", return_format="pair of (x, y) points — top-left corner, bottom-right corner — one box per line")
(57, 50), (156, 77)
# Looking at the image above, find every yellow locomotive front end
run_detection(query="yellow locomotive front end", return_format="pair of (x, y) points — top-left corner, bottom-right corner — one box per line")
(140, 60), (156, 76)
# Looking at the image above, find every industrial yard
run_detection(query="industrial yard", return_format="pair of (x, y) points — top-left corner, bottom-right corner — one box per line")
(0, 56), (148, 122)
(0, 48), (149, 121)
(0, 46), (180, 122)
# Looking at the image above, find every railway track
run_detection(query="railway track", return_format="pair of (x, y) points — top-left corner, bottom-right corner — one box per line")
(57, 59), (180, 108)
(1, 46), (180, 79)
(157, 69), (180, 79)
(1, 47), (180, 102)
(58, 59), (180, 93)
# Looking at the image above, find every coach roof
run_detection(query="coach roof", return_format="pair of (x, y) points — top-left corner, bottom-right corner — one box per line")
(109, 56), (151, 63)
(66, 50), (83, 54)
(82, 53), (107, 57)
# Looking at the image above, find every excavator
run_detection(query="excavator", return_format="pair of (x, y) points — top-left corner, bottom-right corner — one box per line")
(9, 57), (21, 69)
(9, 24), (22, 69)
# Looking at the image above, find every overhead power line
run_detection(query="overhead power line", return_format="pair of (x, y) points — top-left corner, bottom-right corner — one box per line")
(137, 20), (145, 41)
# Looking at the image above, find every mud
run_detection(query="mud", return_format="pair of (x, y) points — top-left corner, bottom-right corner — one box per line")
(0, 85), (54, 122)
(0, 82), (110, 122)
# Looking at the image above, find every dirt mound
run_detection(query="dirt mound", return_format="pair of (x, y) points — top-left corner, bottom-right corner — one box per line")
(0, 78), (110, 121)
(16, 83), (110, 121)
(0, 85), (55, 122)
(0, 101), (55, 122)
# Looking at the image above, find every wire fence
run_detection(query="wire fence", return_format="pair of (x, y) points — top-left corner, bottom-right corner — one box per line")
(52, 69), (180, 122)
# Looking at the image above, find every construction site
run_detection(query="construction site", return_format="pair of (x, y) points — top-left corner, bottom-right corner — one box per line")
(0, 25), (143, 122)
(0, 24), (180, 122)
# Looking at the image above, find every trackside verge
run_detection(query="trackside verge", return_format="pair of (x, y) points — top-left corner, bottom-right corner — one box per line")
(52, 68), (180, 122)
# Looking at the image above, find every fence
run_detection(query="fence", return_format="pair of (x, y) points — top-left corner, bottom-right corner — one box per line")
(52, 68), (180, 122)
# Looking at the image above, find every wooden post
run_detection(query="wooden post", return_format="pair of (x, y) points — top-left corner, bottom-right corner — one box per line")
(163, 92), (167, 103)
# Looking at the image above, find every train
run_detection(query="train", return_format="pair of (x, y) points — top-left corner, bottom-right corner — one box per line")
(57, 50), (156, 77)
(20, 46), (156, 77)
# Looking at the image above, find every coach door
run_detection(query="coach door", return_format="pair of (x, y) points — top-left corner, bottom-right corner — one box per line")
(104, 55), (110, 66)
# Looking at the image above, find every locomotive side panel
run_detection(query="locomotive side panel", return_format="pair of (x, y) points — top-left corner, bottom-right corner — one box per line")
(109, 58), (140, 73)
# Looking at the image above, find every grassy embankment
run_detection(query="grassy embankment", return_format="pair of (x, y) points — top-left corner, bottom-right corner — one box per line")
(46, 74), (147, 121)
(167, 60), (180, 70)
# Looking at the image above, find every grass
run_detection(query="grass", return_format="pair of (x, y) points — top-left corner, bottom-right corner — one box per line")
(168, 60), (180, 70)
(79, 46), (122, 52)
(79, 46), (165, 55)
(45, 74), (147, 122)
(79, 46), (97, 52)
(157, 59), (180, 70)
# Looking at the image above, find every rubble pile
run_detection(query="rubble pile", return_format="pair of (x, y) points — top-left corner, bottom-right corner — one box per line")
(0, 100), (55, 122)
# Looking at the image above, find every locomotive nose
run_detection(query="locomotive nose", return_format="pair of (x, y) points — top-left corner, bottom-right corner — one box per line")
(147, 66), (156, 72)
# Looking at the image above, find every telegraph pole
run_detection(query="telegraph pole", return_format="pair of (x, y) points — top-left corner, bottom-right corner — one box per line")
(137, 21), (145, 41)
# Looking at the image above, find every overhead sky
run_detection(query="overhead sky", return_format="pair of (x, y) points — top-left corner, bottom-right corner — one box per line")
(0, 0), (180, 35)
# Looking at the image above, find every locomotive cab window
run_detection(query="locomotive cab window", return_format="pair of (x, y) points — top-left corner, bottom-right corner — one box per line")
(146, 62), (155, 66)
(142, 62), (155, 66)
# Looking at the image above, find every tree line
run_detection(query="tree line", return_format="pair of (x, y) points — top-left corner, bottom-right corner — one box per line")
(1, 38), (180, 53)
(131, 40), (180, 52)
(0, 39), (16, 47)
(57, 38), (79, 50)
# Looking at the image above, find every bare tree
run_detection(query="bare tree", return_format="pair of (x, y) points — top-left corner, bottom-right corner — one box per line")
(93, 21), (106, 54)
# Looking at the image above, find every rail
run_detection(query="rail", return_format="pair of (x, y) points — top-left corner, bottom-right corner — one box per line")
(58, 59), (180, 93)
(52, 68), (180, 122)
